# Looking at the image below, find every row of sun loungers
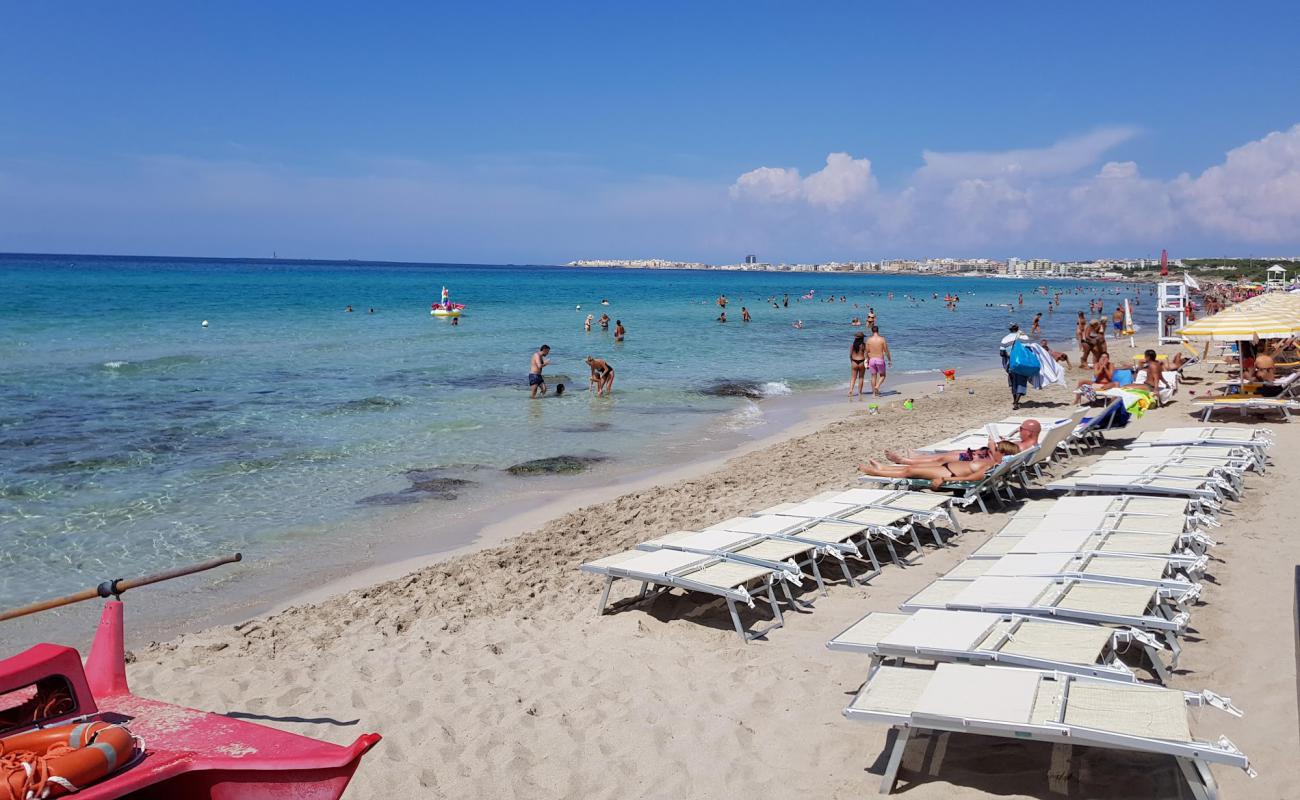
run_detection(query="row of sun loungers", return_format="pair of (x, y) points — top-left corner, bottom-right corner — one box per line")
(829, 425), (1273, 798)
(581, 414), (1273, 796)
(580, 489), (963, 641)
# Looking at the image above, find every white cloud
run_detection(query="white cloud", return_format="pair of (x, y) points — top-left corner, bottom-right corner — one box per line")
(726, 123), (1300, 255)
(731, 152), (877, 208)
(917, 127), (1139, 183)
(1175, 123), (1300, 241)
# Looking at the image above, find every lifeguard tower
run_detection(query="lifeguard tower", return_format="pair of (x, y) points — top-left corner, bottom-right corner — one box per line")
(1266, 264), (1287, 292)
(1158, 280), (1187, 344)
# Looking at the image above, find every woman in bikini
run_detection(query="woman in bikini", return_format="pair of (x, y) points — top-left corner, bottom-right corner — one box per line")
(859, 441), (1019, 489)
(849, 332), (867, 396)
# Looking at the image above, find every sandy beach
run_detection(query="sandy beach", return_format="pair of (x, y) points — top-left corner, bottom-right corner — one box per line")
(110, 334), (1300, 800)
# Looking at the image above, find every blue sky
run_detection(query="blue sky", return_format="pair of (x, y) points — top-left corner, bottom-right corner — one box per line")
(2, 2), (1298, 262)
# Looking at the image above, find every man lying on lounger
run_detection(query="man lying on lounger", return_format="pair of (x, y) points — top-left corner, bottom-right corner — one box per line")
(882, 419), (1042, 468)
(859, 440), (1021, 489)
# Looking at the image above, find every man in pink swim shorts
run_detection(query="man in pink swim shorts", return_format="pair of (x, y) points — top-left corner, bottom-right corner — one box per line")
(866, 324), (892, 397)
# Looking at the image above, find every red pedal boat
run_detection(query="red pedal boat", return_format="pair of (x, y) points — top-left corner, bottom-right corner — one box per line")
(1, 555), (380, 799)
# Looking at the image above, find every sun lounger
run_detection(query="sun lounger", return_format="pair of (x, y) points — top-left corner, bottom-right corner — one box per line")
(1128, 426), (1273, 452)
(900, 575), (1191, 660)
(1087, 455), (1246, 495)
(580, 548), (787, 642)
(751, 502), (917, 574)
(813, 487), (965, 540)
(943, 551), (1197, 593)
(1045, 466), (1231, 504)
(859, 448), (1038, 513)
(828, 609), (1156, 682)
(636, 528), (825, 603)
(1123, 441), (1268, 473)
(843, 662), (1252, 796)
(703, 512), (892, 585)
(1192, 394), (1300, 422)
(917, 408), (1088, 455)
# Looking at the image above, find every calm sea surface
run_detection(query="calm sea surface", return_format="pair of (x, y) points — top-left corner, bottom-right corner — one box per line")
(0, 254), (1155, 606)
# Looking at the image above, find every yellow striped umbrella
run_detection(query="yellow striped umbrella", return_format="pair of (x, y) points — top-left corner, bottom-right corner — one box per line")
(1178, 303), (1300, 340)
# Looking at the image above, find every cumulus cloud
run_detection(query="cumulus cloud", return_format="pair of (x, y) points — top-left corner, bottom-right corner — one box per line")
(727, 123), (1300, 255)
(731, 152), (877, 208)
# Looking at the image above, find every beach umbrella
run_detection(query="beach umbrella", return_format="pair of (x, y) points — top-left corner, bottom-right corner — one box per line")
(1122, 298), (1137, 348)
(1178, 303), (1300, 341)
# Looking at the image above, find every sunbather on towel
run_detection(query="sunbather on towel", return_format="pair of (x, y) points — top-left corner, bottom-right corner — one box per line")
(884, 420), (1041, 467)
(860, 441), (1020, 489)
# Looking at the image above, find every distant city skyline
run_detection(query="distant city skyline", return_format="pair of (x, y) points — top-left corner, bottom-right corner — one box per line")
(2, 2), (1298, 263)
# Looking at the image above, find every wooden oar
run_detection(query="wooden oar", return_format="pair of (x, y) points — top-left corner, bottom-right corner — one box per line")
(0, 553), (242, 622)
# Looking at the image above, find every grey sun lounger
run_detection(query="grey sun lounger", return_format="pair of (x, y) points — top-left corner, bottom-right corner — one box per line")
(1192, 394), (1300, 422)
(900, 574), (1191, 661)
(828, 608), (1163, 683)
(843, 662), (1253, 797)
(580, 548), (788, 642)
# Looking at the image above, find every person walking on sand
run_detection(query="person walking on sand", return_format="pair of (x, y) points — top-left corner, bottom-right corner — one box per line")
(1000, 323), (1029, 409)
(529, 344), (551, 399)
(585, 356), (614, 397)
(849, 331), (867, 397)
(1112, 304), (1125, 339)
(614, 320), (625, 342)
(866, 325), (891, 397)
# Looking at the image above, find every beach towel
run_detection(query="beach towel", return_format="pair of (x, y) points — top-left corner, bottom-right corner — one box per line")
(1028, 343), (1065, 389)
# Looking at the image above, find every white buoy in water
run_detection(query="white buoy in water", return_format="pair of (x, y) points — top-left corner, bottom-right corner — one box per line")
(202, 320), (209, 327)
(575, 305), (581, 310)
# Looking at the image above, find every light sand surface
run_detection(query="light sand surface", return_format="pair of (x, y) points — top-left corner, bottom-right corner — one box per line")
(127, 349), (1300, 799)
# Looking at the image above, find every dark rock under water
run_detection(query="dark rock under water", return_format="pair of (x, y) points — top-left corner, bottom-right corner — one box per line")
(357, 471), (476, 506)
(505, 455), (609, 476)
(698, 379), (765, 399)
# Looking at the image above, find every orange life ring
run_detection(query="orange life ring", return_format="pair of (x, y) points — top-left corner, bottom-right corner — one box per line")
(1, 721), (134, 799)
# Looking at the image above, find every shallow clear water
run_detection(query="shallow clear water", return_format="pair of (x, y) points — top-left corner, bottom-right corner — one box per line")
(0, 254), (1155, 605)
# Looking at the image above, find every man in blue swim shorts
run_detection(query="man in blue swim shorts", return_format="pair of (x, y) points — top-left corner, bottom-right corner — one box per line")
(529, 344), (551, 399)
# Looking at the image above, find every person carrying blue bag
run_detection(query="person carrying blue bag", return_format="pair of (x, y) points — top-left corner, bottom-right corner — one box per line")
(1000, 323), (1036, 409)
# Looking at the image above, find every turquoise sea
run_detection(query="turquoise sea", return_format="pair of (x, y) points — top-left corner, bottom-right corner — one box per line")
(0, 254), (1156, 608)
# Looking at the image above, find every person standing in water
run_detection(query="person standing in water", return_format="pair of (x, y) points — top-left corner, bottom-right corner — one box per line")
(866, 325), (892, 397)
(741, 306), (751, 322)
(585, 356), (615, 397)
(849, 331), (867, 397)
(599, 313), (610, 330)
(1031, 313), (1042, 337)
(613, 320), (625, 342)
(584, 314), (593, 332)
(528, 344), (551, 399)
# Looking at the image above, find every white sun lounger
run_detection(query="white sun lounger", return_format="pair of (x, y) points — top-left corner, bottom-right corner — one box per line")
(751, 502), (915, 575)
(636, 528), (824, 604)
(1046, 467), (1231, 503)
(1123, 442), (1267, 473)
(828, 608), (1162, 683)
(761, 493), (953, 552)
(943, 551), (1198, 593)
(1004, 494), (1218, 531)
(917, 407), (1088, 454)
(580, 548), (787, 642)
(901, 575), (1191, 660)
(702, 513), (896, 584)
(813, 487), (965, 540)
(843, 662), (1252, 797)
(1128, 426), (1273, 452)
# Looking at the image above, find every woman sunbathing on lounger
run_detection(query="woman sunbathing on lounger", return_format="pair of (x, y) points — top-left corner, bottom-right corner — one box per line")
(859, 441), (1020, 489)
(883, 420), (1041, 467)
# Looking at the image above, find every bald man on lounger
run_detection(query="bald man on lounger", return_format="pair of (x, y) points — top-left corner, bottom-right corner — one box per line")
(882, 419), (1041, 467)
(860, 441), (1022, 489)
